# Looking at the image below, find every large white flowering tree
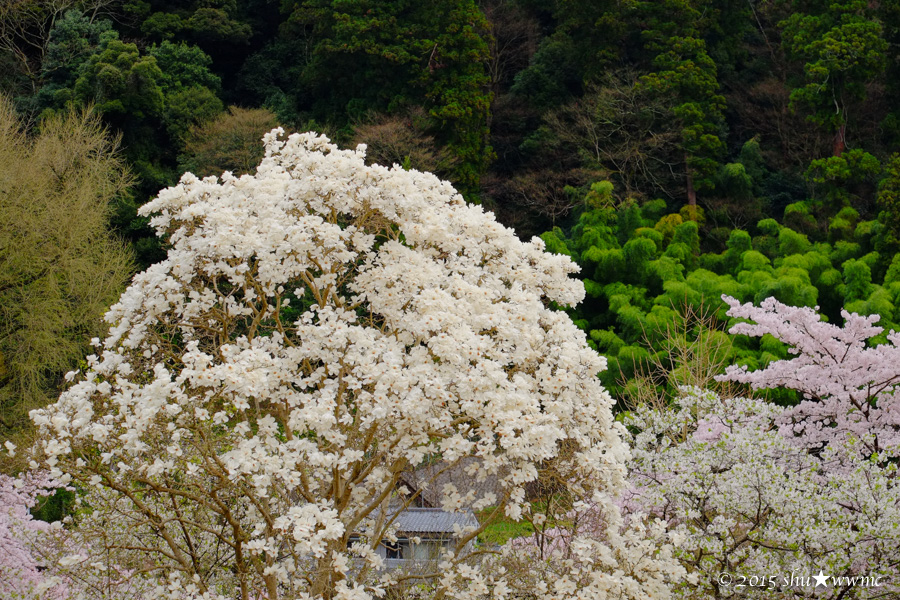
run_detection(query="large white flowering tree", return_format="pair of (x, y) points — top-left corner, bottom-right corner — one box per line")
(29, 132), (683, 600)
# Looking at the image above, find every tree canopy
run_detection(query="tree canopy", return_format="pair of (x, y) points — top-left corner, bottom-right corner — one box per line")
(27, 131), (685, 600)
(0, 95), (131, 449)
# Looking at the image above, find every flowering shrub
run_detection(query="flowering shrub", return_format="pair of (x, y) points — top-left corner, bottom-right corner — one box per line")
(626, 388), (899, 598)
(622, 296), (900, 598)
(29, 131), (683, 599)
(497, 497), (687, 599)
(1, 467), (169, 599)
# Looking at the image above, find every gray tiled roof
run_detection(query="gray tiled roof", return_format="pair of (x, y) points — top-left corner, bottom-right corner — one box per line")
(392, 508), (478, 534)
(400, 457), (505, 508)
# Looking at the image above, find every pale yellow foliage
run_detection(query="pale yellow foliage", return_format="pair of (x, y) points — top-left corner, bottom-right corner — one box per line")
(0, 95), (132, 455)
(179, 105), (280, 177)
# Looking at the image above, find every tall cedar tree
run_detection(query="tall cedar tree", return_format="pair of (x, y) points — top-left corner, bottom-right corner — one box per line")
(285, 0), (494, 198)
(635, 0), (726, 206)
(779, 0), (888, 157)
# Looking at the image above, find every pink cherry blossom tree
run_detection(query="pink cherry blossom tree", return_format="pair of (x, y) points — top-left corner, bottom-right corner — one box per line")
(0, 470), (67, 600)
(1, 467), (159, 600)
(719, 295), (900, 456)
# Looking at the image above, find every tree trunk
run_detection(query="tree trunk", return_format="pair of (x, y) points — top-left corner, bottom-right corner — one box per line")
(833, 122), (846, 157)
(685, 153), (697, 206)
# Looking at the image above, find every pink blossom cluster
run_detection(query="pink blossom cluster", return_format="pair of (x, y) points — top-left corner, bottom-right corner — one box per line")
(0, 472), (166, 600)
(0, 471), (67, 600)
(720, 295), (900, 455)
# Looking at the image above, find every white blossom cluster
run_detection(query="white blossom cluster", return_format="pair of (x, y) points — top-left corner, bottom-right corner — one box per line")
(626, 387), (900, 599)
(490, 495), (690, 600)
(29, 131), (681, 599)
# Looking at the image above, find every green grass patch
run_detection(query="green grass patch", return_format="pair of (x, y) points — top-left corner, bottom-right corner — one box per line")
(476, 510), (535, 546)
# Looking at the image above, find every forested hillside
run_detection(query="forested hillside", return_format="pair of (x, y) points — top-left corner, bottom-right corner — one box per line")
(4, 0), (899, 423)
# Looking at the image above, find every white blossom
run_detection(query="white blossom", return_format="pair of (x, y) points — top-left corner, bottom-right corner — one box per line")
(27, 131), (668, 599)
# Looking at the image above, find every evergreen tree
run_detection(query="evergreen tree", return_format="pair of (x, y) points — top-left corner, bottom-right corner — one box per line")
(284, 0), (494, 197)
(779, 0), (888, 156)
(635, 0), (726, 206)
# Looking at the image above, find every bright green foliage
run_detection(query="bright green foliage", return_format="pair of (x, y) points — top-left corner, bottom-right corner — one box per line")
(586, 180), (615, 209)
(545, 181), (899, 397)
(784, 201), (817, 234)
(778, 227), (811, 255)
(806, 148), (881, 207)
(672, 220), (701, 255)
(475, 509), (535, 546)
(725, 228), (751, 255)
(623, 237), (658, 281)
(841, 257), (873, 302)
(739, 250), (771, 272)
(717, 162), (753, 200)
(755, 264), (818, 308)
(827, 205), (858, 242)
(877, 154), (900, 252)
(830, 239), (862, 265)
(285, 0), (493, 197)
(779, 0), (887, 152)
(737, 137), (767, 195)
(540, 227), (574, 258)
(884, 253), (900, 285)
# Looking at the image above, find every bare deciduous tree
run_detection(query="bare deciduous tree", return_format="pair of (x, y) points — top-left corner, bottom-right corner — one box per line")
(179, 106), (281, 178)
(0, 0), (119, 90)
(543, 72), (681, 201)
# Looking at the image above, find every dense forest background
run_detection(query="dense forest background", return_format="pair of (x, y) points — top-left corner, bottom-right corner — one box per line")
(3, 0), (900, 446)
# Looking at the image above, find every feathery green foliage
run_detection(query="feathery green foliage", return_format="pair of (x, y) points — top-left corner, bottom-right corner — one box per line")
(0, 96), (132, 450)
